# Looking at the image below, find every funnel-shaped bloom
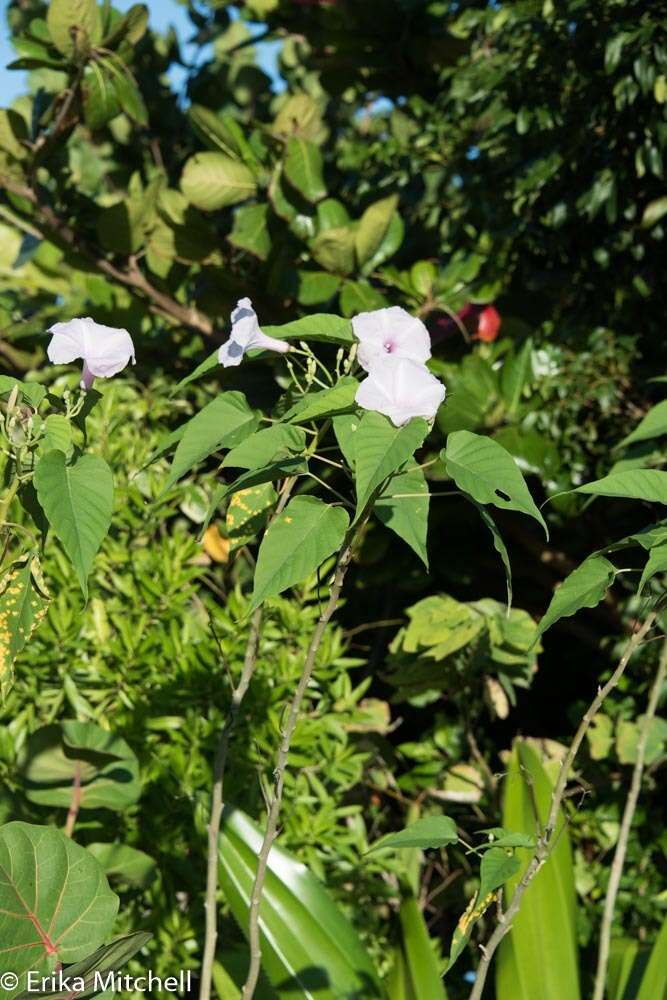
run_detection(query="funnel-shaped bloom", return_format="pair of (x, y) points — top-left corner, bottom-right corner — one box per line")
(355, 355), (446, 426)
(218, 298), (290, 367)
(352, 306), (431, 372)
(47, 317), (136, 390)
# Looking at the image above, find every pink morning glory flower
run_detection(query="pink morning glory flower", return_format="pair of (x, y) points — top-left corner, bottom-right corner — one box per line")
(47, 317), (136, 390)
(352, 306), (432, 372)
(355, 355), (446, 426)
(218, 298), (290, 367)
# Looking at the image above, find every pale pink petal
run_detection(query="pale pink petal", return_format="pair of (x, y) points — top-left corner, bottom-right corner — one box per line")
(47, 318), (90, 364)
(355, 356), (445, 426)
(353, 307), (432, 372)
(47, 317), (135, 382)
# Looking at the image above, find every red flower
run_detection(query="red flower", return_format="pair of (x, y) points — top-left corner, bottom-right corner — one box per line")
(476, 305), (501, 342)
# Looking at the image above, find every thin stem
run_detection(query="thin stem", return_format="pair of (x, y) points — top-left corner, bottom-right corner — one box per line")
(241, 531), (360, 999)
(592, 633), (667, 1000)
(468, 612), (657, 1000)
(198, 478), (296, 1000)
(199, 608), (263, 1000)
(0, 475), (20, 526)
(64, 762), (82, 838)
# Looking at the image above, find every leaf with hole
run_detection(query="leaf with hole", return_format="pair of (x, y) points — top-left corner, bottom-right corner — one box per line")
(443, 431), (547, 536)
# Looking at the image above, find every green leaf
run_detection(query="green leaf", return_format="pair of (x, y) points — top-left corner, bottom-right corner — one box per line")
(340, 280), (387, 317)
(636, 917), (667, 1000)
(181, 153), (257, 211)
(262, 314), (354, 346)
(0, 558), (49, 701)
(283, 377), (359, 422)
(19, 720), (140, 811)
(102, 4), (149, 48)
(638, 543), (667, 593)
(355, 195), (399, 267)
(468, 498), (513, 608)
(171, 349), (219, 396)
(82, 62), (121, 130)
(536, 556), (616, 640)
(641, 196), (667, 229)
(355, 413), (428, 519)
(226, 483), (277, 551)
(376, 468), (430, 568)
(223, 425), (306, 470)
(34, 451), (113, 599)
(297, 271), (342, 306)
(40, 414), (72, 456)
(0, 109), (29, 160)
(478, 848), (520, 899)
(218, 806), (383, 998)
(495, 742), (580, 1000)
(250, 496), (349, 611)
(164, 392), (259, 490)
(284, 138), (326, 203)
(574, 469), (667, 504)
(0, 376), (46, 408)
(87, 843), (156, 888)
(15, 932), (152, 1000)
(368, 816), (457, 853)
(607, 939), (645, 1000)
(202, 458), (308, 534)
(443, 431), (548, 536)
(0, 822), (118, 994)
(361, 212), (404, 274)
(618, 400), (667, 448)
(107, 62), (148, 126)
(46, 0), (102, 57)
(229, 203), (271, 260)
(388, 895), (448, 1000)
(310, 226), (356, 275)
(188, 107), (258, 166)
(500, 339), (533, 416)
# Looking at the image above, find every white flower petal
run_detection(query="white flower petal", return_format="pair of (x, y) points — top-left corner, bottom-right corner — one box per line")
(352, 306), (432, 372)
(47, 317), (135, 380)
(355, 356), (446, 426)
(218, 339), (245, 367)
(250, 331), (290, 354)
(219, 298), (290, 366)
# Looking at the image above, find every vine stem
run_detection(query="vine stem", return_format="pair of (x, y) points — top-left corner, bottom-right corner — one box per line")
(241, 529), (360, 999)
(468, 611), (657, 1000)
(198, 478), (297, 1000)
(592, 631), (667, 1000)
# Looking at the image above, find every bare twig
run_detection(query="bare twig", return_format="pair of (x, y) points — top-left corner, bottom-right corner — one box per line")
(468, 612), (657, 1000)
(241, 530), (360, 999)
(592, 633), (667, 1000)
(64, 761), (82, 838)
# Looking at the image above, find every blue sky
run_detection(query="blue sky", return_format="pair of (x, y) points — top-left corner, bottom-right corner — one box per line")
(0, 0), (283, 103)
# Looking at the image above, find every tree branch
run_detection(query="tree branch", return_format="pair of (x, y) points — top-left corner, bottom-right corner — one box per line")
(592, 631), (667, 1000)
(468, 611), (657, 1000)
(0, 177), (214, 337)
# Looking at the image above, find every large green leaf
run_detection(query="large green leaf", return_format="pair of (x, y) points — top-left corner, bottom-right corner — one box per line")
(354, 413), (428, 519)
(223, 425), (306, 470)
(535, 556), (617, 640)
(181, 152), (257, 211)
(574, 469), (667, 504)
(164, 392), (259, 490)
(250, 496), (349, 611)
(18, 720), (140, 811)
(218, 806), (383, 998)
(310, 227), (356, 275)
(229, 203), (272, 260)
(386, 896), (448, 1000)
(638, 543), (667, 593)
(495, 742), (580, 1000)
(0, 558), (49, 700)
(467, 498), (513, 608)
(0, 822), (118, 996)
(443, 431), (547, 536)
(46, 0), (101, 57)
(284, 377), (359, 423)
(15, 932), (151, 999)
(34, 451), (113, 599)
(369, 816), (457, 853)
(618, 400), (667, 449)
(284, 138), (326, 202)
(262, 315), (354, 346)
(376, 469), (430, 568)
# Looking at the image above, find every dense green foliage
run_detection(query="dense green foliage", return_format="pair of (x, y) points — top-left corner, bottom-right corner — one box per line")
(0, 1), (666, 998)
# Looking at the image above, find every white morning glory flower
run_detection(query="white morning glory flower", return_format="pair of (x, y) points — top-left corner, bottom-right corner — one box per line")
(355, 355), (446, 427)
(218, 298), (290, 367)
(47, 317), (136, 390)
(352, 306), (432, 372)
